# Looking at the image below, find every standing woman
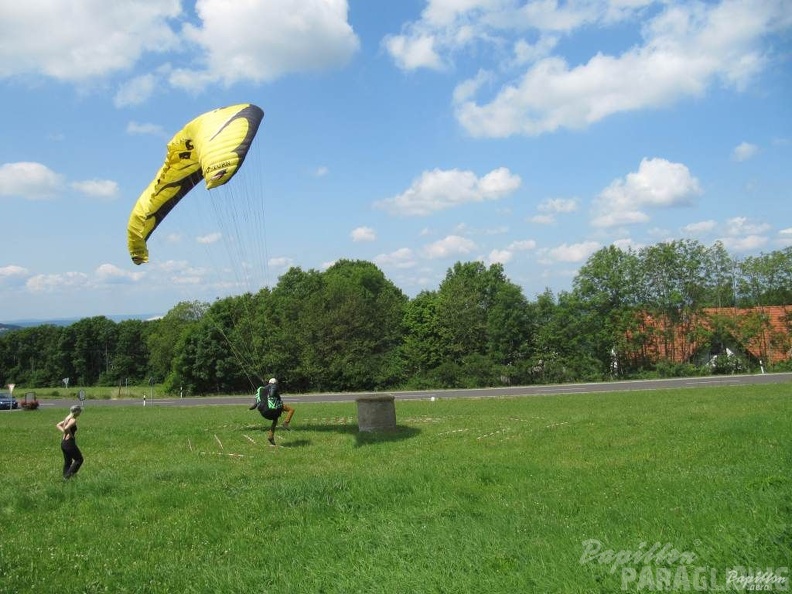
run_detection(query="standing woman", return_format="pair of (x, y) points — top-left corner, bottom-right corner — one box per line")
(56, 405), (84, 479)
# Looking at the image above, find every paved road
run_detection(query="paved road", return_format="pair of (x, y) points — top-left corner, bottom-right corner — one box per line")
(34, 371), (792, 409)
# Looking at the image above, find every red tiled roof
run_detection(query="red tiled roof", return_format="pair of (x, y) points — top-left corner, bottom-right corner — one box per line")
(632, 305), (792, 365)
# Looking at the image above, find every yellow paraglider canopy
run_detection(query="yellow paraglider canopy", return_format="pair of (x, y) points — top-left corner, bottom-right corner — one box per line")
(127, 103), (264, 265)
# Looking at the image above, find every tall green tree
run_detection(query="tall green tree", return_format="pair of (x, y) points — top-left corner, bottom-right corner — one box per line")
(0, 324), (63, 387)
(67, 317), (117, 386)
(310, 260), (407, 391)
(526, 289), (561, 382)
(525, 289), (602, 382)
(486, 280), (532, 367)
(399, 290), (443, 385)
(703, 241), (737, 308)
(573, 245), (642, 374)
(266, 267), (327, 391)
(172, 308), (248, 395)
(639, 240), (710, 362)
(433, 261), (531, 386)
(149, 300), (208, 385)
(738, 248), (792, 307)
(435, 261), (499, 363)
(108, 319), (149, 385)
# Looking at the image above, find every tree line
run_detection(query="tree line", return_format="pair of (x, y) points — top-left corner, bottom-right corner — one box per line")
(2, 239), (791, 395)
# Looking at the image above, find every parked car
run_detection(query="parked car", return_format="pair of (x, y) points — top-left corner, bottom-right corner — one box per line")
(0, 392), (19, 410)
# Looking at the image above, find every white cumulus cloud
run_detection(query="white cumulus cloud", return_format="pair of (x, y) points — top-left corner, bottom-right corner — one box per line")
(386, 0), (792, 137)
(723, 217), (770, 237)
(592, 158), (702, 228)
(71, 179), (119, 199)
(115, 73), (159, 107)
(0, 1), (181, 82)
(0, 1), (359, 100)
(0, 265), (30, 288)
(720, 235), (768, 252)
(732, 141), (759, 161)
(487, 249), (513, 265)
(374, 248), (417, 269)
(26, 272), (89, 293)
(716, 217), (771, 252)
(351, 227), (376, 242)
(171, 0), (359, 91)
(539, 197), (578, 214)
(422, 235), (477, 259)
(196, 232), (222, 245)
(682, 220), (718, 234)
(127, 121), (166, 136)
(509, 239), (537, 251)
(95, 264), (143, 283)
(0, 162), (63, 199)
(269, 257), (294, 269)
(383, 33), (443, 71)
(376, 167), (521, 216)
(540, 241), (602, 264)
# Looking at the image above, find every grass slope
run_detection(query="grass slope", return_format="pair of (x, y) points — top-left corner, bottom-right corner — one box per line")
(1, 383), (790, 593)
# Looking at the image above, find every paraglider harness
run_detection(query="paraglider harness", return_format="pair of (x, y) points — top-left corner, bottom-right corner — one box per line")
(255, 383), (283, 421)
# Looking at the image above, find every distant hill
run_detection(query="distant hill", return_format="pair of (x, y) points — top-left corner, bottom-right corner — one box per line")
(0, 314), (163, 329)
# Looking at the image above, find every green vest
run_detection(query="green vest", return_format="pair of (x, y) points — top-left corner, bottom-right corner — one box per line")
(256, 384), (282, 409)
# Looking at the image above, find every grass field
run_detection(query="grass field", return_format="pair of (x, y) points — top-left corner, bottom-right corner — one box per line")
(1, 383), (790, 593)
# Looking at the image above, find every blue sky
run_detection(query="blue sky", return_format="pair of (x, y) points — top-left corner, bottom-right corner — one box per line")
(1, 0), (791, 322)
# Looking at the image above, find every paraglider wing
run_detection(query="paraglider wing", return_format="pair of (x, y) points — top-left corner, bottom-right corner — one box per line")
(127, 103), (264, 265)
